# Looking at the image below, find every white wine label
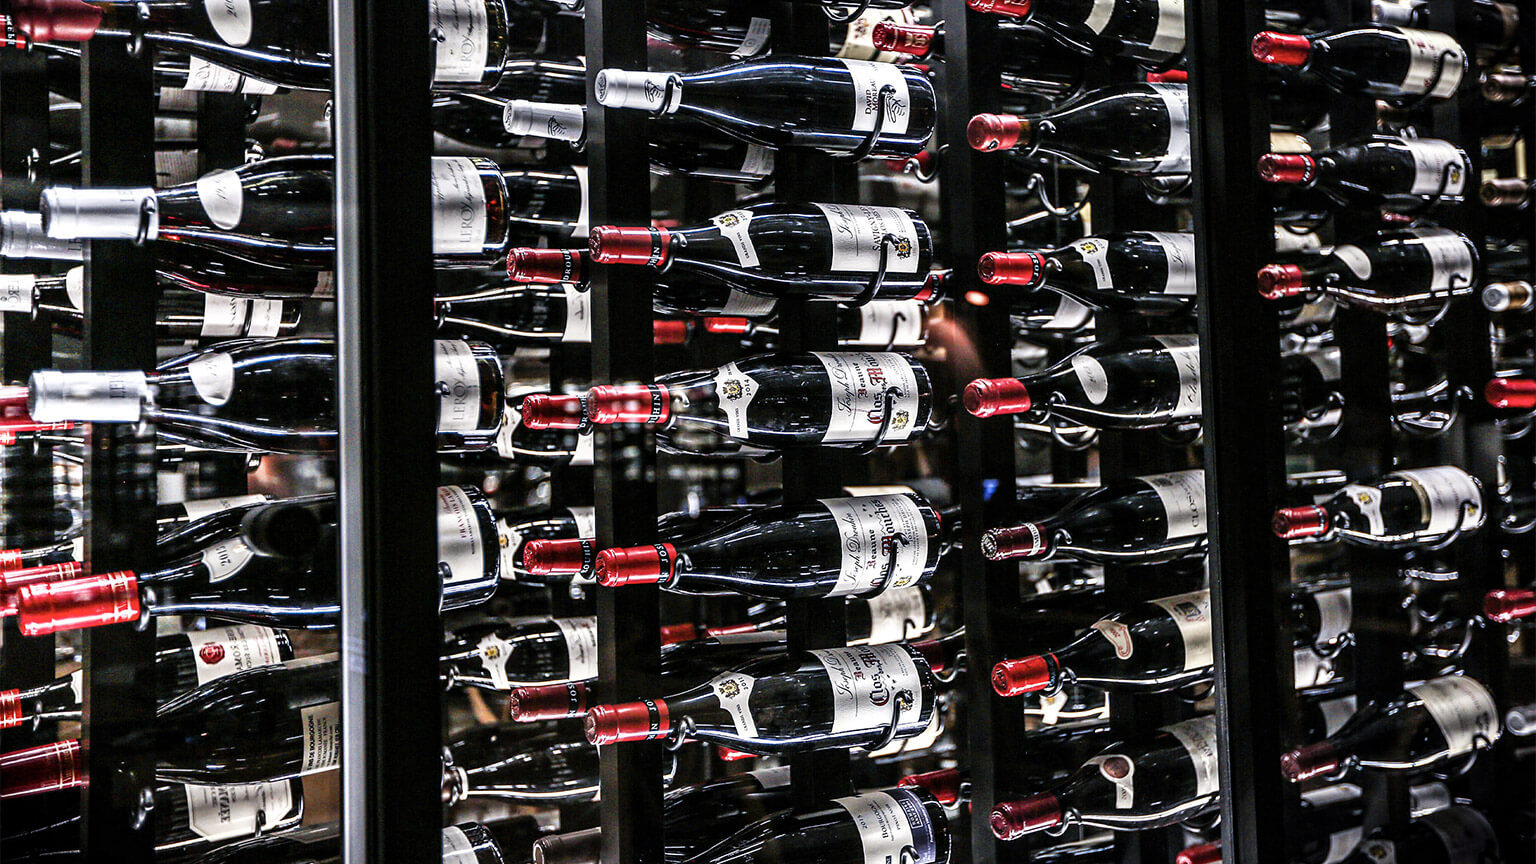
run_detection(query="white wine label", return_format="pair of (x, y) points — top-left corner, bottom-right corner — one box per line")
(833, 790), (939, 864)
(1082, 0), (1116, 34)
(571, 165), (589, 239)
(189, 351), (236, 406)
(1150, 589), (1211, 671)
(1312, 588), (1352, 645)
(1154, 334), (1202, 418)
(182, 493), (268, 521)
(1145, 231), (1197, 295)
(442, 826), (478, 864)
(185, 780), (294, 842)
(720, 288), (777, 318)
(1324, 826), (1365, 864)
(69, 669), (83, 704)
(1339, 483), (1386, 535)
(196, 169), (244, 230)
(1398, 28), (1465, 99)
(182, 57), (278, 93)
(562, 283), (592, 343)
(65, 268), (84, 311)
(1163, 715), (1220, 797)
(568, 506), (597, 538)
(200, 293), (250, 337)
(1071, 353), (1111, 405)
(816, 644), (924, 734)
(1407, 139), (1466, 196)
(554, 616), (599, 680)
(1407, 229), (1475, 294)
(749, 765), (793, 789)
(814, 351), (923, 444)
(187, 624), (283, 684)
(821, 494), (930, 598)
(0, 275), (34, 312)
(732, 16), (773, 58)
(1046, 294), (1094, 329)
(712, 360), (761, 439)
(1071, 237), (1113, 290)
(571, 430), (595, 467)
(865, 586), (927, 644)
(740, 143), (775, 178)
(1410, 676), (1499, 757)
(842, 60), (911, 136)
(1150, 83), (1191, 175)
(203, 0), (253, 46)
(430, 0), (491, 84)
(246, 299), (283, 338)
(505, 100), (585, 142)
(852, 301), (925, 347)
(434, 340), (482, 433)
(1092, 618), (1135, 659)
(437, 486), (486, 587)
(430, 157), (489, 255)
(815, 203), (921, 274)
(1151, 0), (1186, 54)
(711, 210), (760, 268)
(201, 537), (254, 584)
(1318, 696), (1357, 736)
(1142, 469), (1207, 540)
(298, 701), (342, 774)
(1085, 753), (1137, 808)
(711, 671), (759, 738)
(1396, 466), (1482, 534)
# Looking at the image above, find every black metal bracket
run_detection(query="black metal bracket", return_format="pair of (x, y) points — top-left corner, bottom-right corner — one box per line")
(835, 84), (899, 163)
(862, 687), (915, 751)
(823, 0), (874, 24)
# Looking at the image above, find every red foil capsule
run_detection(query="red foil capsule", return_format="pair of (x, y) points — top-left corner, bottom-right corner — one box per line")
(1257, 264), (1309, 299)
(1, 739), (84, 799)
(871, 22), (937, 57)
(585, 699), (671, 745)
(17, 571), (140, 636)
(990, 793), (1063, 839)
(586, 385), (671, 426)
(1273, 505), (1330, 540)
(521, 539), (595, 577)
(899, 768), (965, 807)
(595, 544), (677, 588)
(992, 654), (1055, 697)
(508, 248), (584, 284)
(508, 681), (589, 722)
(588, 226), (672, 267)
(1, 561), (85, 616)
(1178, 843), (1224, 864)
(967, 113), (1024, 151)
(0, 688), (22, 729)
(1250, 31), (1313, 67)
(1280, 741), (1340, 783)
(977, 251), (1043, 287)
(1257, 153), (1317, 185)
(964, 378), (1032, 418)
(6, 0), (106, 43)
(981, 523), (1051, 560)
(967, 0), (1033, 18)
(1484, 588), (1536, 623)
(518, 394), (586, 431)
(715, 746), (756, 762)
(1485, 377), (1536, 411)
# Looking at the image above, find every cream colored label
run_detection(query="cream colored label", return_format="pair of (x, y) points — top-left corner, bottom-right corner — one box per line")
(196, 169), (244, 230)
(436, 486), (485, 587)
(817, 644), (923, 734)
(1072, 353), (1111, 404)
(1164, 715), (1220, 796)
(200, 293), (249, 337)
(554, 617), (599, 680)
(814, 204), (921, 274)
(189, 351), (236, 406)
(821, 494), (930, 597)
(814, 352), (923, 444)
(1142, 469), (1207, 540)
(185, 780), (293, 841)
(201, 537), (254, 584)
(1410, 676), (1499, 757)
(299, 702), (342, 774)
(841, 60), (911, 136)
(1398, 27), (1465, 98)
(203, 0), (253, 46)
(1149, 589), (1211, 670)
(1154, 334), (1202, 418)
(732, 17), (772, 58)
(187, 624), (283, 684)
(430, 0), (491, 84)
(430, 157), (489, 255)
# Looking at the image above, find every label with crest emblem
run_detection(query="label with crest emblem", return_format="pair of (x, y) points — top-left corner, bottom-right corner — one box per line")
(813, 204), (920, 274)
(813, 352), (922, 444)
(711, 360), (762, 438)
(187, 625), (283, 686)
(815, 644), (924, 735)
(820, 494), (930, 598)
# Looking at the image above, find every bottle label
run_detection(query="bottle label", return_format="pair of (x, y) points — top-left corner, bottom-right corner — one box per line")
(711, 210), (760, 268)
(749, 765), (793, 789)
(246, 299), (283, 338)
(64, 268), (84, 311)
(865, 586), (927, 644)
(1410, 676), (1499, 757)
(435, 340), (482, 433)
(1145, 232), (1196, 295)
(196, 169), (245, 230)
(1071, 353), (1111, 405)
(568, 506), (597, 538)
(1329, 243), (1372, 279)
(1151, 0), (1186, 54)
(1407, 139), (1466, 196)
(1318, 696), (1357, 736)
(1305, 346), (1342, 383)
(430, 157), (489, 255)
(1046, 294), (1093, 329)
(1301, 782), (1362, 809)
(203, 0), (254, 47)
(299, 701), (342, 774)
(710, 671), (759, 737)
(813, 351), (923, 444)
(815, 644), (924, 734)
(188, 624), (283, 684)
(841, 60), (911, 136)
(1395, 466), (1481, 534)
(1398, 27), (1465, 99)
(1311, 587), (1352, 645)
(1338, 483), (1386, 535)
(200, 293), (250, 337)
(1141, 469), (1207, 540)
(69, 669), (83, 704)
(442, 825), (478, 863)
(1084, 752), (1137, 808)
(1154, 334), (1202, 418)
(430, 0), (491, 85)
(1163, 715), (1220, 797)
(1407, 229), (1475, 294)
(1071, 237), (1114, 289)
(182, 56), (278, 94)
(554, 616), (599, 680)
(1149, 83), (1191, 175)
(720, 288), (777, 317)
(1081, 0), (1116, 35)
(201, 537), (255, 583)
(182, 493), (269, 521)
(739, 143), (775, 178)
(437, 486), (486, 587)
(712, 360), (761, 438)
(852, 301), (925, 347)
(571, 165), (589, 238)
(1293, 646), (1328, 689)
(189, 351), (237, 406)
(562, 284), (592, 343)
(814, 203), (921, 274)
(1150, 589), (1211, 671)
(1092, 619), (1135, 659)
(184, 780), (294, 841)
(731, 16), (773, 58)
(820, 494), (930, 597)
(1324, 826), (1365, 864)
(832, 789), (939, 864)
(0, 275), (34, 312)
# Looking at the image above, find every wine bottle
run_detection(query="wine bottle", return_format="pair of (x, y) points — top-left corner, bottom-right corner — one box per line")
(1251, 26), (1467, 101)
(871, 21), (1086, 104)
(436, 283), (592, 345)
(993, 589), (1211, 696)
(442, 616), (597, 690)
(676, 786), (950, 864)
(16, 486), (499, 633)
(1257, 229), (1478, 312)
(1273, 465), (1484, 546)
(442, 720), (612, 804)
(595, 56), (937, 160)
(1258, 137), (1470, 210)
(713, 586), (936, 646)
(991, 716), (1220, 838)
(645, 2), (912, 60)
(965, 335), (1201, 429)
(494, 391), (594, 466)
(978, 232), (1196, 311)
(966, 0), (1186, 64)
(585, 643), (936, 754)
(520, 352), (934, 453)
(507, 246), (789, 320)
(588, 202), (935, 304)
(591, 493), (942, 601)
(969, 83), (1190, 176)
(514, 505), (762, 585)
(25, 338), (504, 454)
(984, 471), (1207, 564)
(704, 300), (931, 350)
(1281, 676), (1501, 781)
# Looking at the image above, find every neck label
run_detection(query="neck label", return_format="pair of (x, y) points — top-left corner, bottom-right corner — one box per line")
(246, 299), (283, 337)
(183, 57), (278, 93)
(1141, 469), (1207, 540)
(720, 288), (777, 318)
(182, 493), (269, 521)
(711, 210), (760, 268)
(430, 0), (491, 84)
(442, 826), (478, 864)
(821, 494), (931, 598)
(732, 17), (773, 58)
(201, 537), (254, 583)
(814, 351), (923, 444)
(712, 360), (761, 439)
(562, 284), (592, 343)
(710, 671), (759, 738)
(188, 351), (236, 406)
(833, 789), (939, 864)
(201, 293), (250, 337)
(1151, 0), (1186, 54)
(1071, 353), (1111, 405)
(1071, 237), (1114, 290)
(196, 169), (245, 230)
(203, 0), (253, 46)
(185, 780), (294, 841)
(816, 644), (924, 735)
(1150, 589), (1211, 671)
(1311, 588), (1352, 645)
